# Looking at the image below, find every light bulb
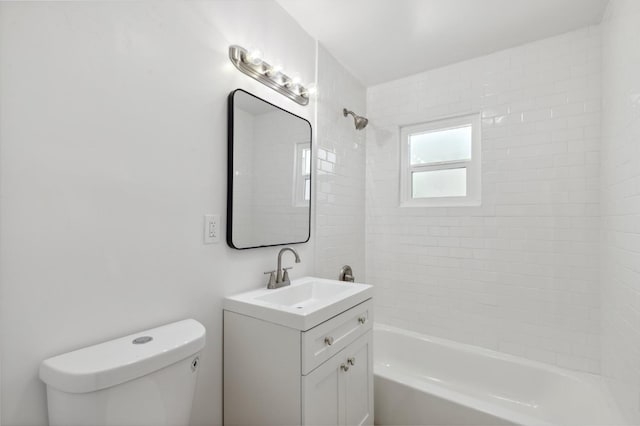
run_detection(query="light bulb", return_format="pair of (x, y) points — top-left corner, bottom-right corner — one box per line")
(300, 83), (318, 99)
(245, 48), (263, 66)
(284, 74), (302, 90)
(305, 83), (318, 96)
(266, 63), (283, 77)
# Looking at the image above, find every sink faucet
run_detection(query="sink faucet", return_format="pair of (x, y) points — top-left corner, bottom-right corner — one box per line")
(265, 247), (301, 289)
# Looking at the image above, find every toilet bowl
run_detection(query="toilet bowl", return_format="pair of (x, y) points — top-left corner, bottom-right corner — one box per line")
(39, 319), (206, 426)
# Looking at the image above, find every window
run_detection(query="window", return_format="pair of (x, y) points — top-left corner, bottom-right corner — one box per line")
(400, 114), (481, 206)
(294, 142), (311, 206)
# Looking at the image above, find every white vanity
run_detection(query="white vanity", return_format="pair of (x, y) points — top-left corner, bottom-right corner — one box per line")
(223, 276), (374, 425)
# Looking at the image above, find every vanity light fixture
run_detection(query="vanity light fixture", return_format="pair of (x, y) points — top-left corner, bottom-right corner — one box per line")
(228, 45), (311, 106)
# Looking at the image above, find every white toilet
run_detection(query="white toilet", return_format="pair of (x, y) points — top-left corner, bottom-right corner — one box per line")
(39, 319), (206, 426)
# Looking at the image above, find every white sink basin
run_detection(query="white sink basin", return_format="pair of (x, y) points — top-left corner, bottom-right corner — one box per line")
(224, 276), (373, 330)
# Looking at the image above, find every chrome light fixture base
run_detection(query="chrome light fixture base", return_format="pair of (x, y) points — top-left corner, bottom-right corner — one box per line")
(228, 45), (309, 106)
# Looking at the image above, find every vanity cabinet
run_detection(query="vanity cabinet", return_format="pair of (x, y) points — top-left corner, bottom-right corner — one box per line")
(224, 299), (373, 426)
(303, 332), (373, 426)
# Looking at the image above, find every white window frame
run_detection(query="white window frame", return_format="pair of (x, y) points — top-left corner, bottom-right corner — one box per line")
(400, 113), (481, 207)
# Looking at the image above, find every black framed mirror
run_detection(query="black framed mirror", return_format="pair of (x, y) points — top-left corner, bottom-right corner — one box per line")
(227, 89), (312, 249)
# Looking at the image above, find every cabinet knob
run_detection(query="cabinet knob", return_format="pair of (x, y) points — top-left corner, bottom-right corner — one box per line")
(358, 316), (367, 324)
(324, 336), (334, 346)
(347, 357), (356, 366)
(340, 363), (349, 372)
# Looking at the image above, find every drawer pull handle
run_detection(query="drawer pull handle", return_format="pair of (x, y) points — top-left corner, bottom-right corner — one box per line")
(340, 363), (349, 372)
(358, 316), (367, 324)
(347, 357), (356, 366)
(324, 336), (334, 346)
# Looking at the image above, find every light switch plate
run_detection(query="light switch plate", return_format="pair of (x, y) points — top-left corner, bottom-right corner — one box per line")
(204, 214), (220, 244)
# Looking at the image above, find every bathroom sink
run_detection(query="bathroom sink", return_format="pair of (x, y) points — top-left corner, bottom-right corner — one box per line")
(224, 276), (372, 330)
(255, 280), (352, 308)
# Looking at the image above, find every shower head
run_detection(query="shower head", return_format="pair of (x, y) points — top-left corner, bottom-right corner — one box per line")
(343, 108), (368, 130)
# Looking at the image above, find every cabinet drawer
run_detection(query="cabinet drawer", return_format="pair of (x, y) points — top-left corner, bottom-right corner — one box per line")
(301, 299), (372, 375)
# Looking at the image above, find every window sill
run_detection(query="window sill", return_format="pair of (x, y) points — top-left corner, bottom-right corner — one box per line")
(400, 197), (481, 208)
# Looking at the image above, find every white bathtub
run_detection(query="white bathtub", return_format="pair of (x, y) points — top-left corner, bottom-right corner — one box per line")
(374, 324), (626, 426)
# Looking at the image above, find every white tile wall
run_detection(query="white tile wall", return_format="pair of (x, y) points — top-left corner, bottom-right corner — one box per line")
(366, 27), (603, 373)
(315, 45), (367, 282)
(601, 0), (640, 422)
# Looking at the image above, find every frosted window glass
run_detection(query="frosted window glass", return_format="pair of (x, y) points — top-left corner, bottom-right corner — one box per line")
(410, 126), (471, 165)
(412, 168), (467, 198)
(294, 144), (311, 206)
(304, 177), (311, 201)
(302, 148), (311, 175)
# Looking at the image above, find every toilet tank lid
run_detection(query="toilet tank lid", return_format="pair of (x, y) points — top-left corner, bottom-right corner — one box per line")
(39, 319), (206, 394)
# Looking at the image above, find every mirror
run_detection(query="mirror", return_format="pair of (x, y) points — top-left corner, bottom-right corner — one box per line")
(227, 89), (312, 249)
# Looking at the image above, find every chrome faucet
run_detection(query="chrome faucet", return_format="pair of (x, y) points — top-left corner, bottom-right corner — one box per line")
(264, 247), (301, 289)
(339, 265), (355, 282)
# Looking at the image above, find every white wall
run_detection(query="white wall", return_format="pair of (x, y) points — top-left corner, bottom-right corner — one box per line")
(601, 0), (640, 422)
(0, 2), (316, 425)
(315, 45), (367, 282)
(366, 27), (603, 373)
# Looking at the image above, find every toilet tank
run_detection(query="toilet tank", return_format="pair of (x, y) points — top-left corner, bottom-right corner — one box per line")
(39, 319), (206, 426)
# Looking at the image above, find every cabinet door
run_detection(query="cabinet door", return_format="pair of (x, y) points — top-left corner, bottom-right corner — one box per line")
(344, 331), (373, 426)
(302, 349), (345, 426)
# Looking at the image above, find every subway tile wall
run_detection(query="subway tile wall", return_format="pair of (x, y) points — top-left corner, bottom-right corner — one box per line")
(366, 27), (603, 372)
(601, 0), (640, 422)
(315, 45), (367, 281)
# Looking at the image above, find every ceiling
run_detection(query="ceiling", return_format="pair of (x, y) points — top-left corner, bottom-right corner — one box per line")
(277, 0), (609, 86)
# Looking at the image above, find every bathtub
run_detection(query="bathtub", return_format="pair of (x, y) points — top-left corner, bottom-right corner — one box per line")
(374, 324), (626, 426)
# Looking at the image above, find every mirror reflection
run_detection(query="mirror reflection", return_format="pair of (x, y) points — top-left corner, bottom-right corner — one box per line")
(227, 89), (312, 249)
